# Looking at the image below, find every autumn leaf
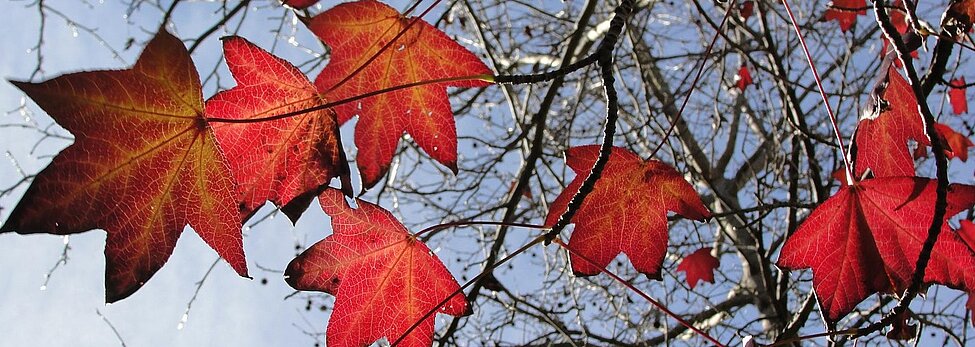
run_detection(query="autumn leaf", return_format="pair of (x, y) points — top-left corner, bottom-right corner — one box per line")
(778, 177), (975, 321)
(545, 145), (710, 278)
(823, 0), (866, 32)
(935, 123), (973, 161)
(852, 67), (929, 178)
(677, 247), (720, 289)
(735, 65), (752, 92)
(880, 2), (919, 64)
(958, 219), (975, 251)
(948, 0), (975, 26)
(207, 36), (348, 220)
(306, 0), (492, 189)
(949, 77), (969, 115)
(0, 29), (247, 302)
(285, 188), (468, 347)
(283, 0), (318, 9)
(911, 123), (974, 161)
(739, 1), (754, 20)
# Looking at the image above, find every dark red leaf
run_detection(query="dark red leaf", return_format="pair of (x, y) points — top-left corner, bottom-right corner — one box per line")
(0, 29), (247, 302)
(677, 247), (720, 289)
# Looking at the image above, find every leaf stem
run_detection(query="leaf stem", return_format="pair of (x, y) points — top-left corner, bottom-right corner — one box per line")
(205, 74), (492, 124)
(553, 238), (728, 347)
(414, 220), (549, 238)
(854, 0), (952, 337)
(323, 0), (442, 94)
(780, 0), (854, 184)
(647, 1), (735, 160)
(545, 0), (634, 242)
(391, 234), (548, 346)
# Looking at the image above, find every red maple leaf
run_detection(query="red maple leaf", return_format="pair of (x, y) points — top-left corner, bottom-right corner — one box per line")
(823, 0), (867, 32)
(0, 29), (247, 302)
(285, 188), (468, 347)
(949, 77), (969, 115)
(852, 67), (929, 178)
(935, 123), (973, 161)
(879, 2), (920, 64)
(912, 123), (974, 161)
(677, 247), (720, 289)
(283, 0), (318, 9)
(778, 177), (975, 321)
(306, 0), (492, 188)
(736, 65), (752, 91)
(207, 36), (348, 219)
(545, 145), (710, 278)
(948, 0), (975, 26)
(739, 1), (754, 20)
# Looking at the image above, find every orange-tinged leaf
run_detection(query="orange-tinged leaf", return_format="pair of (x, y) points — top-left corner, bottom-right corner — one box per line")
(285, 189), (468, 347)
(677, 247), (720, 289)
(935, 123), (973, 161)
(824, 0), (866, 32)
(0, 29), (247, 302)
(778, 177), (975, 321)
(545, 145), (710, 278)
(852, 67), (929, 178)
(949, 77), (969, 115)
(208, 36), (348, 220)
(306, 0), (492, 188)
(948, 0), (975, 26)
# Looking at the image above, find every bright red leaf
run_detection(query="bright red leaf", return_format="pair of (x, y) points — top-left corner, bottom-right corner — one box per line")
(824, 0), (866, 32)
(306, 0), (492, 188)
(545, 145), (711, 278)
(852, 67), (929, 178)
(778, 177), (975, 321)
(677, 247), (720, 289)
(208, 36), (347, 219)
(949, 77), (969, 115)
(0, 29), (247, 302)
(285, 188), (468, 347)
(736, 64), (752, 91)
(958, 220), (975, 251)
